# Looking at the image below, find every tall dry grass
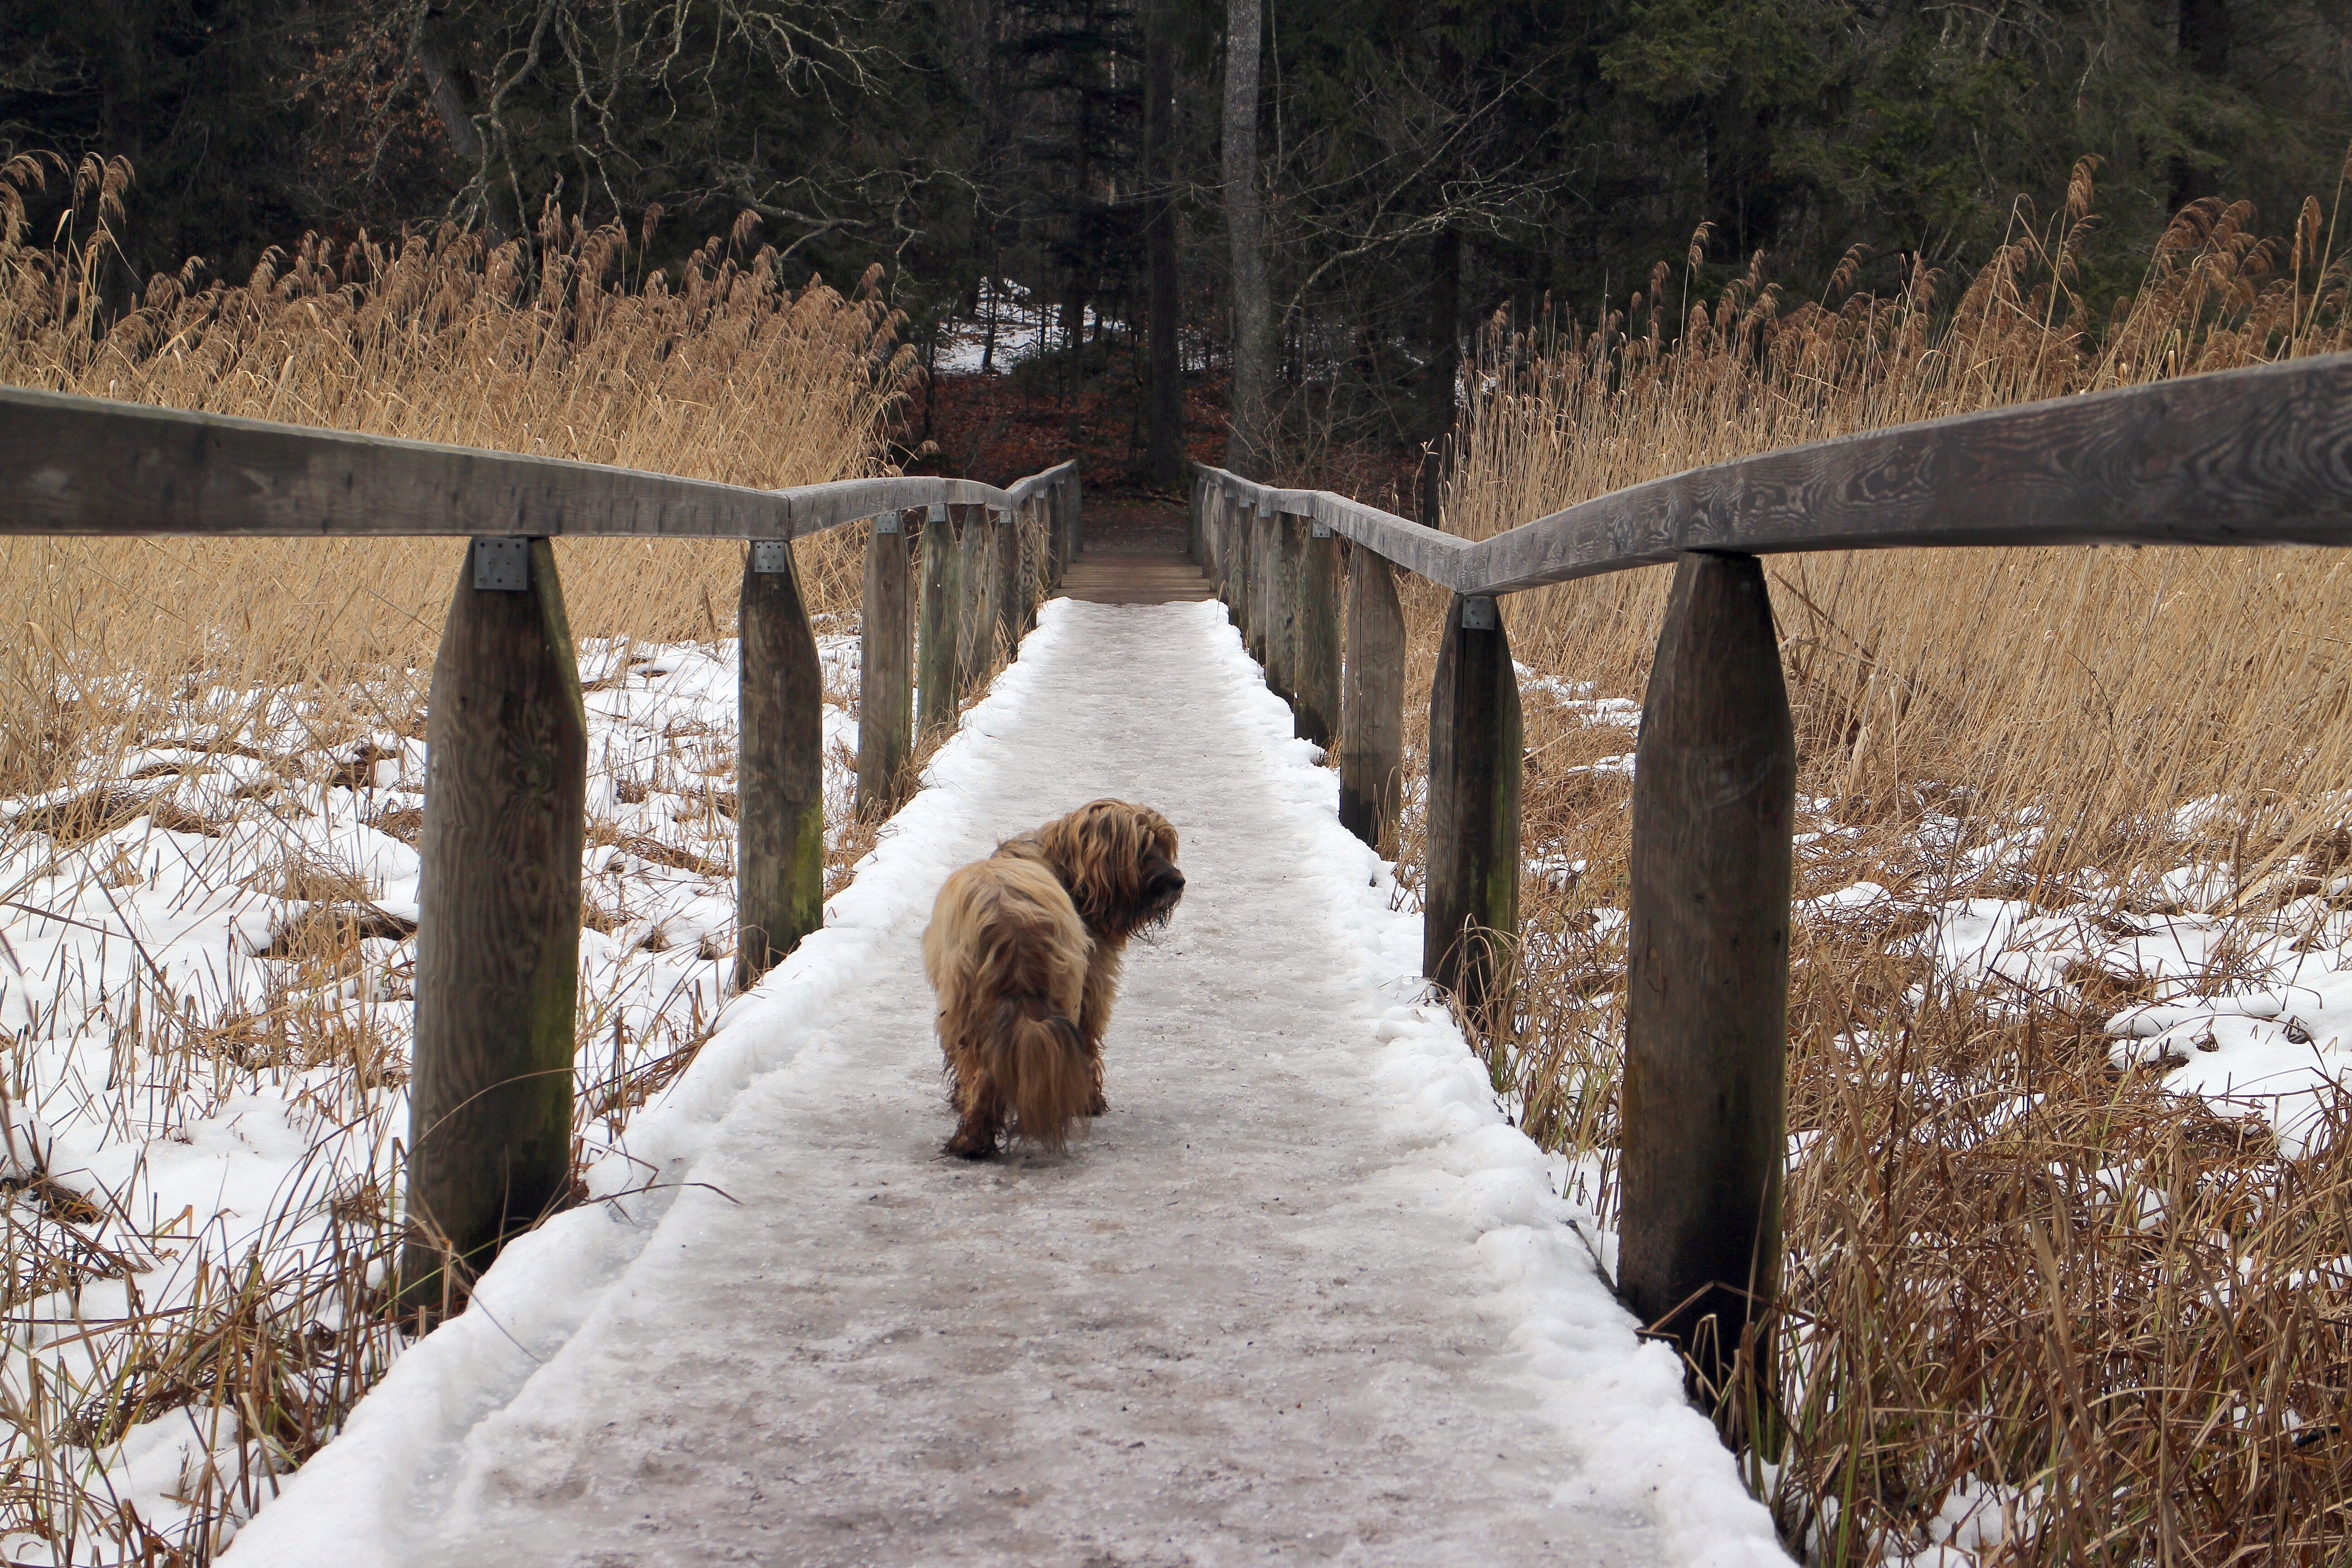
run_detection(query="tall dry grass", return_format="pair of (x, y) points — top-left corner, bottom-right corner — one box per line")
(1455, 166), (2352, 897)
(1421, 161), (2352, 1560)
(0, 150), (904, 799)
(0, 152), (908, 1562)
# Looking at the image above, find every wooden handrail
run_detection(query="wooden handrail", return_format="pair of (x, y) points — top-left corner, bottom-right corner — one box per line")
(1197, 350), (2352, 595)
(0, 381), (1080, 1321)
(0, 386), (1073, 538)
(26, 352), (2352, 1416)
(1191, 348), (2352, 1417)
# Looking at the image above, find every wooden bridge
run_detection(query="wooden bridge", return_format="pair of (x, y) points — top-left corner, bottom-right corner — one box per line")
(9, 354), (2352, 1561)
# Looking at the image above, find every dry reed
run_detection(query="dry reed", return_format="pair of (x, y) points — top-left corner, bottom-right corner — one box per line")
(1421, 161), (2352, 1560)
(0, 151), (907, 1562)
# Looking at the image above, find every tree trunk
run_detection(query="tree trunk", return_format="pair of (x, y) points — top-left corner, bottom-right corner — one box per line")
(1142, 1), (1185, 490)
(1222, 0), (1271, 477)
(414, 24), (520, 242)
(2171, 0), (2232, 213)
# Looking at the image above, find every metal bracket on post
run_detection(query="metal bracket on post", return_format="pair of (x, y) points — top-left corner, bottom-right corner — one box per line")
(752, 540), (794, 574)
(873, 512), (902, 534)
(928, 503), (948, 524)
(1311, 521), (1332, 539)
(1460, 595), (1500, 632)
(471, 537), (530, 593)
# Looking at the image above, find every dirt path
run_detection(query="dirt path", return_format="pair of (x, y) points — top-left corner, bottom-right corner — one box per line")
(229, 600), (1781, 1568)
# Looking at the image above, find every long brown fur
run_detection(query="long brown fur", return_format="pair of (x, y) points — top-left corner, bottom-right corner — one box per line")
(922, 799), (1183, 1158)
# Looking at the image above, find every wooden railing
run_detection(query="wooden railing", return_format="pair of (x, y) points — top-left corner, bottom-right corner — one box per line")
(16, 349), (2352, 1362)
(1192, 349), (2352, 1396)
(0, 386), (1082, 1318)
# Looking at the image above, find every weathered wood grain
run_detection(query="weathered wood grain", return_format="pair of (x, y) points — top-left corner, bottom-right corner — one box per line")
(1266, 512), (1303, 709)
(954, 503), (991, 696)
(918, 507), (960, 741)
(999, 502), (1025, 654)
(1421, 594), (1522, 1015)
(1618, 554), (1794, 1402)
(1200, 464), (1479, 590)
(972, 507), (1003, 681)
(1229, 492), (1254, 642)
(737, 542), (826, 990)
(1249, 506), (1274, 666)
(1294, 518), (1342, 747)
(1198, 353), (2352, 593)
(1339, 544), (1405, 851)
(1218, 490), (1238, 617)
(401, 538), (586, 1318)
(856, 510), (917, 816)
(0, 387), (1075, 539)
(1058, 473), (1084, 572)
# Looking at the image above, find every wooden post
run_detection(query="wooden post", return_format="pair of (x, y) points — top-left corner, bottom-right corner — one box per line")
(998, 500), (1024, 657)
(1294, 516), (1341, 747)
(1422, 592), (1522, 1015)
(1213, 487), (1237, 622)
(1266, 511), (1302, 710)
(918, 504), (959, 741)
(856, 509), (916, 816)
(1249, 505), (1274, 665)
(1061, 473), (1084, 569)
(1236, 495), (1257, 642)
(976, 506), (998, 673)
(1340, 544), (1405, 853)
(737, 537), (825, 991)
(402, 536), (586, 1318)
(1619, 553), (1794, 1413)
(1038, 486), (1058, 586)
(953, 501), (990, 696)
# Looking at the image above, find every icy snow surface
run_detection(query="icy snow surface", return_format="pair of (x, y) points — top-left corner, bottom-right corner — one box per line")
(226, 598), (1782, 1567)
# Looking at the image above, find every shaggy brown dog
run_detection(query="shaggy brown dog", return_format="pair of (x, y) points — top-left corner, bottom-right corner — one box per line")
(922, 799), (1184, 1158)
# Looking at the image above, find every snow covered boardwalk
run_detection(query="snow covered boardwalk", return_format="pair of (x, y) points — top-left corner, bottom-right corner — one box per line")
(230, 599), (1782, 1567)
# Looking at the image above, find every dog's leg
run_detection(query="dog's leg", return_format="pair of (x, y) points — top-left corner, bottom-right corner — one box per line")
(944, 1057), (1004, 1158)
(1076, 940), (1127, 1116)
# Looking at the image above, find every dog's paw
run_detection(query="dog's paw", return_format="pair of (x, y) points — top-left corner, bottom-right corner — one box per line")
(944, 1132), (999, 1160)
(1084, 1093), (1109, 1117)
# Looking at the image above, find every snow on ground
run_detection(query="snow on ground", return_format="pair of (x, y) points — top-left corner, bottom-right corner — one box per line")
(0, 632), (859, 1563)
(223, 598), (1785, 1567)
(1507, 668), (2352, 1564)
(20, 579), (2344, 1562)
(928, 279), (1216, 376)
(1513, 663), (2352, 1163)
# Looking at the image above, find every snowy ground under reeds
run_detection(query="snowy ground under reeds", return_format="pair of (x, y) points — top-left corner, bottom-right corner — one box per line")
(14, 618), (2352, 1563)
(0, 630), (859, 1563)
(1496, 666), (2352, 1563)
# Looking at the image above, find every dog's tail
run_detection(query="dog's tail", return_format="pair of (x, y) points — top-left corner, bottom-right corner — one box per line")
(987, 997), (1091, 1153)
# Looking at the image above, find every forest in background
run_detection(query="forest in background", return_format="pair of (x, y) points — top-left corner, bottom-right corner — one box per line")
(6, 0), (2352, 501)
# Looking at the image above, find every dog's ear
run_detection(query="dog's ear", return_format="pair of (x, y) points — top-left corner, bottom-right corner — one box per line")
(1036, 799), (1170, 930)
(1139, 805), (1178, 865)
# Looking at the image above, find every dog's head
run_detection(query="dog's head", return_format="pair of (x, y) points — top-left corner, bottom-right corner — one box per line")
(1034, 799), (1184, 938)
